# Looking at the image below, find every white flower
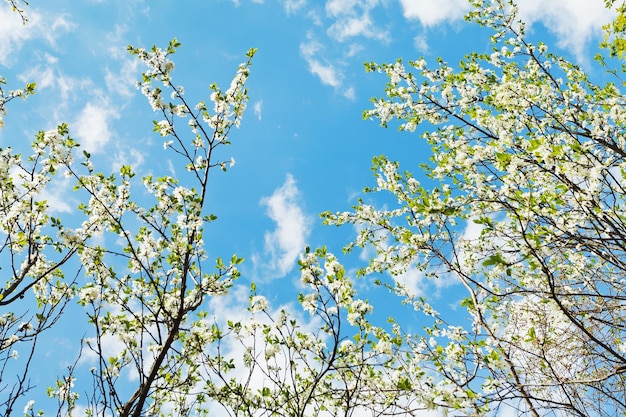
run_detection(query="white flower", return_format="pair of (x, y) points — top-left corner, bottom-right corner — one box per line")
(79, 285), (100, 304)
(23, 400), (34, 413)
(264, 342), (280, 360)
(376, 340), (392, 355)
(347, 312), (360, 326)
(1, 335), (18, 349)
(18, 322), (33, 332)
(250, 295), (268, 312)
(339, 339), (354, 353)
(301, 269), (315, 285)
(301, 293), (318, 314)
(324, 259), (342, 276)
(156, 120), (172, 136)
(229, 157), (236, 168)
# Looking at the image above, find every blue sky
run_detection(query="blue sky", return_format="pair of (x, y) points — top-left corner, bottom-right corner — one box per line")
(0, 0), (618, 413)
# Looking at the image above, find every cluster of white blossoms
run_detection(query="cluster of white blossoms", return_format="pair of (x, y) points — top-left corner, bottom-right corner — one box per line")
(0, 75), (35, 127)
(249, 295), (269, 312)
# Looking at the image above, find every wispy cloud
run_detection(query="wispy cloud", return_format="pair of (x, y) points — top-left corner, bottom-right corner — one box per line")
(517, 0), (614, 61)
(0, 6), (75, 66)
(18, 54), (97, 127)
(39, 177), (74, 214)
(103, 25), (142, 99)
(253, 100), (263, 120)
(300, 37), (341, 88)
(300, 35), (355, 99)
(73, 99), (120, 154)
(413, 35), (429, 54)
(256, 174), (312, 278)
(284, 0), (306, 15)
(398, 0), (613, 59)
(0, 7), (34, 65)
(111, 146), (145, 174)
(398, 0), (470, 27)
(19, 56), (92, 97)
(343, 86), (355, 100)
(325, 0), (390, 43)
(307, 59), (341, 88)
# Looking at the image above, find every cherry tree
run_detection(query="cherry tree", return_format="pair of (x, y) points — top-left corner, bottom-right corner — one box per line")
(56, 40), (255, 416)
(320, 0), (626, 415)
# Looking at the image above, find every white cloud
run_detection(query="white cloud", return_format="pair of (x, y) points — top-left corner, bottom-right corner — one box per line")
(284, 0), (306, 14)
(325, 0), (390, 42)
(300, 37), (343, 88)
(18, 54), (94, 124)
(20, 62), (55, 90)
(39, 178), (73, 214)
(104, 25), (142, 99)
(325, 0), (357, 16)
(0, 6), (74, 66)
(253, 100), (263, 120)
(413, 34), (429, 53)
(343, 86), (356, 100)
(258, 174), (312, 278)
(346, 43), (364, 57)
(73, 99), (120, 154)
(54, 74), (94, 104)
(0, 7), (33, 65)
(328, 16), (370, 40)
(298, 36), (319, 56)
(308, 59), (341, 87)
(19, 54), (91, 96)
(111, 146), (145, 173)
(398, 0), (613, 59)
(166, 159), (176, 177)
(398, 0), (470, 27)
(104, 57), (140, 99)
(393, 265), (427, 297)
(517, 0), (614, 60)
(46, 14), (75, 43)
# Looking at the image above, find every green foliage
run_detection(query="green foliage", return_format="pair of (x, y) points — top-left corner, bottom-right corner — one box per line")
(602, 2), (626, 59)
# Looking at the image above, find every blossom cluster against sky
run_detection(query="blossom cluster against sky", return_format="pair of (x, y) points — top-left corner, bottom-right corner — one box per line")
(0, 0), (617, 409)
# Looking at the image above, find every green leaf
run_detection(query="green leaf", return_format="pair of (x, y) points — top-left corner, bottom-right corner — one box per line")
(495, 152), (511, 165)
(120, 165), (134, 178)
(397, 377), (412, 391)
(482, 253), (506, 267)
(525, 326), (537, 342)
